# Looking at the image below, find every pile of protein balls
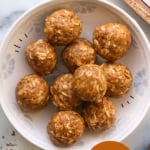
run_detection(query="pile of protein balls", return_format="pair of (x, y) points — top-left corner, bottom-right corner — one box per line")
(15, 9), (133, 146)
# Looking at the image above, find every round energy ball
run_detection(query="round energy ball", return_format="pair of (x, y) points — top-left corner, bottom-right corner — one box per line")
(44, 9), (82, 45)
(72, 64), (107, 102)
(100, 62), (133, 97)
(63, 38), (96, 72)
(16, 74), (49, 112)
(25, 39), (57, 76)
(93, 23), (131, 61)
(82, 97), (116, 131)
(50, 74), (81, 111)
(47, 111), (85, 146)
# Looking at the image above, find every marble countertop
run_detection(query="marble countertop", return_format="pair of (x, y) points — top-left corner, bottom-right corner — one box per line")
(0, 0), (150, 150)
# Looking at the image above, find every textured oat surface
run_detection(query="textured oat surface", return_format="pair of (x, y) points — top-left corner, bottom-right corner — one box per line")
(72, 64), (107, 102)
(82, 97), (116, 131)
(44, 9), (82, 45)
(100, 62), (133, 98)
(50, 74), (81, 111)
(47, 111), (85, 146)
(16, 74), (49, 112)
(63, 38), (96, 72)
(93, 23), (131, 61)
(25, 39), (57, 75)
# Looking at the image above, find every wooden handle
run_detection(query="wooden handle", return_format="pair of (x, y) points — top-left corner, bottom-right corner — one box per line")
(124, 0), (150, 24)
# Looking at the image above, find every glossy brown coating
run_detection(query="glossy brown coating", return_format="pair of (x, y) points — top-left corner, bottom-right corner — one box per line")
(82, 97), (116, 131)
(44, 9), (82, 45)
(93, 23), (131, 61)
(50, 74), (81, 111)
(16, 74), (49, 112)
(72, 64), (107, 102)
(100, 62), (133, 97)
(25, 39), (57, 75)
(63, 38), (96, 72)
(47, 111), (85, 146)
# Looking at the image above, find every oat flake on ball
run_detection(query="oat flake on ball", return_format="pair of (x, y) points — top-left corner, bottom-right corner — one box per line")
(44, 9), (82, 45)
(16, 74), (49, 112)
(93, 23), (131, 61)
(72, 64), (107, 102)
(25, 39), (57, 76)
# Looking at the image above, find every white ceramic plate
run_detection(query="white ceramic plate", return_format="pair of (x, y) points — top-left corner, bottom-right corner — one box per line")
(0, 0), (150, 149)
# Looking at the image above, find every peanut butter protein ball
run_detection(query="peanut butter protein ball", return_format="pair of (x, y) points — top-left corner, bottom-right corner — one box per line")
(63, 38), (96, 72)
(16, 74), (49, 112)
(50, 74), (81, 111)
(44, 9), (82, 45)
(82, 97), (116, 131)
(25, 39), (57, 76)
(47, 111), (85, 146)
(93, 23), (131, 61)
(72, 64), (107, 102)
(100, 62), (133, 97)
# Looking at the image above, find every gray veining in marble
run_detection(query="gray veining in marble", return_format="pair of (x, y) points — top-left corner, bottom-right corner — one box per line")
(0, 11), (24, 41)
(0, 11), (24, 29)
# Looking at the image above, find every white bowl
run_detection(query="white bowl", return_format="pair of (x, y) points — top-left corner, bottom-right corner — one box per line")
(0, 0), (150, 149)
